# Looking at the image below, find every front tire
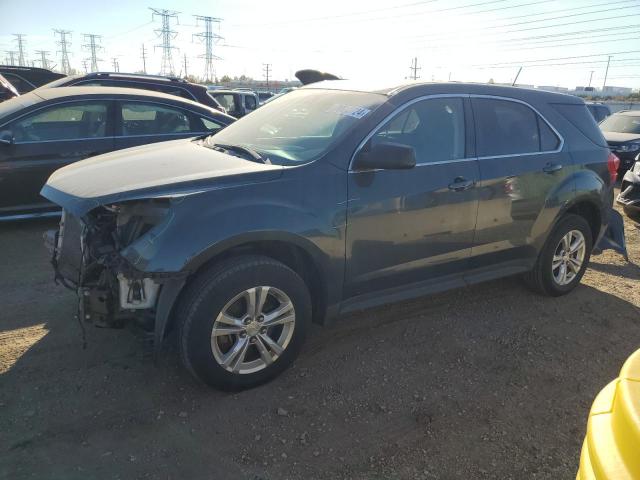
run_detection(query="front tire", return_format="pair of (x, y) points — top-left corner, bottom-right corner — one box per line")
(524, 214), (593, 296)
(177, 255), (311, 390)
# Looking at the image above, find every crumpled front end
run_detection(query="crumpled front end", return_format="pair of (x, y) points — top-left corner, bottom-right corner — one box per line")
(45, 200), (184, 333)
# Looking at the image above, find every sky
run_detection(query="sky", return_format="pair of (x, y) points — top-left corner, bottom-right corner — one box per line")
(1, 0), (639, 89)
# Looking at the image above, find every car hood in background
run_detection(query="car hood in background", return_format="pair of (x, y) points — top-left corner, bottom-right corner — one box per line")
(40, 138), (283, 217)
(602, 132), (640, 144)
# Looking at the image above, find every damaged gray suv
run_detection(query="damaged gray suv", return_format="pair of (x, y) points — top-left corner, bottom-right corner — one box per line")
(42, 81), (627, 390)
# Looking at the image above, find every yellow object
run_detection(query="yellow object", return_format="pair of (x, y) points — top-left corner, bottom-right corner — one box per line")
(577, 349), (640, 480)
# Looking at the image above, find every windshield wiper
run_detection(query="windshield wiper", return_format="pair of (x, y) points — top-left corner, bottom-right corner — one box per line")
(211, 142), (267, 163)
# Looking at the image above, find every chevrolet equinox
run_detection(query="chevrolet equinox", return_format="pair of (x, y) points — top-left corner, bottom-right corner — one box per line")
(41, 81), (627, 390)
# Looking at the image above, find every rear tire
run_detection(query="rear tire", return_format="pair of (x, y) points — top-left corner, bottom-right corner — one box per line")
(524, 214), (592, 296)
(623, 206), (640, 223)
(177, 255), (311, 391)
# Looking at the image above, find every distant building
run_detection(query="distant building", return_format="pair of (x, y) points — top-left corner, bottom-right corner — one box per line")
(536, 85), (569, 93)
(603, 86), (633, 96)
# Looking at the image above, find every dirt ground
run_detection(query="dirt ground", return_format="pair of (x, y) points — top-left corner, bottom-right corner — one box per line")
(1, 203), (639, 480)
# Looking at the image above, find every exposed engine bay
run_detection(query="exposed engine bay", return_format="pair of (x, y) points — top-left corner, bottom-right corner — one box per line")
(46, 200), (173, 329)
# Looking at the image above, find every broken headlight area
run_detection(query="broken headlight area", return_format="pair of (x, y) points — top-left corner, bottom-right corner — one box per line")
(48, 199), (174, 329)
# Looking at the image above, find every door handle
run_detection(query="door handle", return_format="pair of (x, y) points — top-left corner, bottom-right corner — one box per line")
(543, 162), (563, 174)
(448, 177), (475, 192)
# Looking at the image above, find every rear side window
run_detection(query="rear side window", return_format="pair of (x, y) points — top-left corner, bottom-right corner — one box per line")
(551, 103), (607, 147)
(245, 95), (257, 110)
(473, 98), (553, 156)
(120, 102), (191, 136)
(538, 116), (560, 151)
(213, 94), (238, 113)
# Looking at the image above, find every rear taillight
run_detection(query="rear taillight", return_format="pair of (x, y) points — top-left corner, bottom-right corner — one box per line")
(608, 151), (620, 183)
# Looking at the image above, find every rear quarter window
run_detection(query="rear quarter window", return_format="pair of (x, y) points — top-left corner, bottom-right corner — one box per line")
(551, 103), (607, 147)
(472, 98), (542, 156)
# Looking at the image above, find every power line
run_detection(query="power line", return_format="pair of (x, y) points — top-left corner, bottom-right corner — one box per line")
(404, 5), (640, 43)
(496, 34), (640, 53)
(151, 8), (179, 76)
(232, 0), (440, 26)
(490, 0), (639, 23)
(475, 59), (640, 69)
(81, 59), (88, 73)
(183, 53), (188, 78)
(12, 34), (27, 67)
(472, 49), (640, 67)
(193, 15), (222, 82)
(83, 34), (103, 73)
(111, 57), (120, 72)
(105, 21), (154, 39)
(53, 29), (72, 74)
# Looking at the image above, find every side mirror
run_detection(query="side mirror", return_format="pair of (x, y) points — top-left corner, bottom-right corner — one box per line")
(0, 130), (14, 146)
(352, 142), (416, 171)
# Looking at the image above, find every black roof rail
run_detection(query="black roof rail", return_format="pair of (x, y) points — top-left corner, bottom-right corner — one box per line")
(0, 65), (57, 73)
(84, 71), (187, 83)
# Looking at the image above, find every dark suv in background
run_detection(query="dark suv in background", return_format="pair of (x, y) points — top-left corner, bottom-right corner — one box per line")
(42, 81), (626, 390)
(40, 72), (225, 112)
(207, 89), (260, 118)
(0, 65), (65, 93)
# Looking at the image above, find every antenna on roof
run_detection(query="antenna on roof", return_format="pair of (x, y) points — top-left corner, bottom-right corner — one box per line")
(512, 66), (523, 87)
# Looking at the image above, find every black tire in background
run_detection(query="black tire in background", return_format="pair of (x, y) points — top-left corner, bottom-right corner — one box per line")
(623, 206), (640, 223)
(524, 214), (593, 296)
(176, 255), (312, 391)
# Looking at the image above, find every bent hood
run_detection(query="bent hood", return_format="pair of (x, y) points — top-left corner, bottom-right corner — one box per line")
(602, 131), (640, 144)
(41, 138), (283, 217)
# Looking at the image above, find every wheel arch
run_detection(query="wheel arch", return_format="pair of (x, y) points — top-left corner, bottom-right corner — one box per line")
(563, 198), (602, 244)
(159, 232), (332, 342)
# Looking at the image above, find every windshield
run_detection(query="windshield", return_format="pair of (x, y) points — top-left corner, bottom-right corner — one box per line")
(600, 114), (640, 134)
(208, 89), (386, 164)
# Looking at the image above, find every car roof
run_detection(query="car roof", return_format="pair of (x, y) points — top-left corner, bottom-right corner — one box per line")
(302, 79), (583, 103)
(0, 65), (60, 74)
(32, 85), (214, 109)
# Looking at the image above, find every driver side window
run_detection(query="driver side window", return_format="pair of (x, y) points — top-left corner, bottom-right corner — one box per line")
(371, 98), (465, 164)
(11, 102), (108, 143)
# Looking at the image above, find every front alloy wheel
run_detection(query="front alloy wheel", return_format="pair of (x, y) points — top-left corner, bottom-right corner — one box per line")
(178, 255), (311, 390)
(211, 286), (296, 374)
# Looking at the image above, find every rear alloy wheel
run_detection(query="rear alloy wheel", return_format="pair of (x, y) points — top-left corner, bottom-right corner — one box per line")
(551, 230), (586, 286)
(177, 256), (311, 390)
(524, 214), (592, 296)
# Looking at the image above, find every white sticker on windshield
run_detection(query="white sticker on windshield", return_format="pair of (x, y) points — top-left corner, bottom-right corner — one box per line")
(327, 104), (372, 119)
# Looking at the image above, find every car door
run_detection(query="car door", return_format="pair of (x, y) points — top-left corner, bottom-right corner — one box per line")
(114, 100), (207, 150)
(469, 96), (566, 272)
(0, 100), (114, 215)
(344, 96), (480, 298)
